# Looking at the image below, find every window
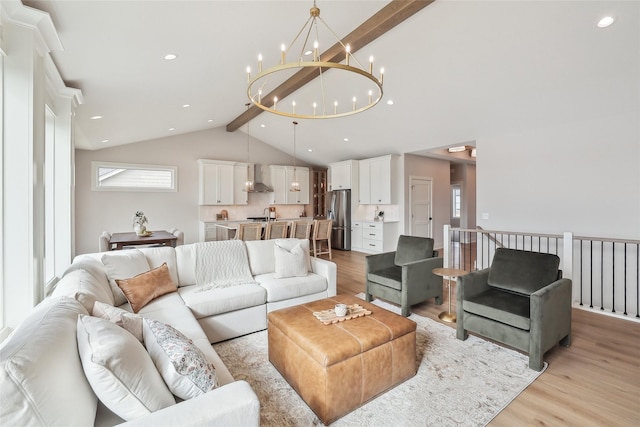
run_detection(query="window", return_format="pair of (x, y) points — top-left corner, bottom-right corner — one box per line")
(452, 185), (461, 218)
(92, 161), (178, 192)
(44, 106), (56, 286)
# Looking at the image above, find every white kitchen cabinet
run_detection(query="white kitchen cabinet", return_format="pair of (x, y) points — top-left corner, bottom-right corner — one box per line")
(353, 221), (399, 254)
(351, 221), (363, 250)
(328, 160), (358, 191)
(266, 165), (309, 205)
(199, 159), (250, 205)
(233, 164), (249, 205)
(199, 160), (235, 205)
(358, 155), (397, 205)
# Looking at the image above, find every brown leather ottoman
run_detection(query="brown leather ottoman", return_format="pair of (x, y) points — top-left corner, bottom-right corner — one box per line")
(268, 295), (416, 425)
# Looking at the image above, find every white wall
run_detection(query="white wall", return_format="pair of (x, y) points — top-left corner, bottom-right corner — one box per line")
(476, 111), (640, 239)
(74, 126), (310, 255)
(403, 154), (450, 248)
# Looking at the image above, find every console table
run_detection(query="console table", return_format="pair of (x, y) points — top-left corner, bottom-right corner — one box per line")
(108, 230), (177, 250)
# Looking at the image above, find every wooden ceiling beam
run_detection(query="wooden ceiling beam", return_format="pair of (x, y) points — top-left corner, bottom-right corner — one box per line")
(226, 0), (435, 132)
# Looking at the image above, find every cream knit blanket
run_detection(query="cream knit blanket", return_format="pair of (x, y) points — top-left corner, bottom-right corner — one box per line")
(194, 240), (257, 292)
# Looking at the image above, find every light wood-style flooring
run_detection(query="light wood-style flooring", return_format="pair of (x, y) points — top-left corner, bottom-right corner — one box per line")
(326, 249), (640, 426)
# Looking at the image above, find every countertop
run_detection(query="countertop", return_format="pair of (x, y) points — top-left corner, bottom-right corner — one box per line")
(210, 217), (315, 230)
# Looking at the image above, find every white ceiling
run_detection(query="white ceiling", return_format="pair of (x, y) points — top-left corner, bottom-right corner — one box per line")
(24, 1), (639, 167)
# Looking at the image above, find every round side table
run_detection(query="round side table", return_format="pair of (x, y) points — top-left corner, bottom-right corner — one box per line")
(432, 267), (469, 323)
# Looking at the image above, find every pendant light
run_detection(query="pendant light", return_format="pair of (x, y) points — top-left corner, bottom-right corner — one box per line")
(243, 103), (254, 192)
(290, 121), (300, 192)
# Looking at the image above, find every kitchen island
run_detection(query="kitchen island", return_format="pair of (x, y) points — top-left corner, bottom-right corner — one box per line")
(209, 217), (316, 241)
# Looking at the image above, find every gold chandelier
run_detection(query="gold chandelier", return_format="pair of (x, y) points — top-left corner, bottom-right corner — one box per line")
(246, 1), (384, 120)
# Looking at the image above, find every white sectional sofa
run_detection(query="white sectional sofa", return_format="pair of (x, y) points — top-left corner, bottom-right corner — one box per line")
(0, 238), (337, 426)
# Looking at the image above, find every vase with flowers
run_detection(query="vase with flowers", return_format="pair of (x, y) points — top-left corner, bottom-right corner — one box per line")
(132, 211), (148, 236)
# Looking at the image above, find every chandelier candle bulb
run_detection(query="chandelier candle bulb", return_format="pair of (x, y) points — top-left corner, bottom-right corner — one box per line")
(313, 102), (317, 116)
(246, 66), (251, 83)
(313, 41), (319, 62)
(258, 54), (263, 73)
(273, 96), (278, 110)
(352, 97), (357, 111)
(292, 101), (296, 114)
(334, 101), (338, 114)
(281, 44), (286, 64)
(369, 56), (374, 74)
(380, 67), (385, 85)
(258, 89), (262, 104)
(369, 90), (373, 104)
(345, 44), (351, 66)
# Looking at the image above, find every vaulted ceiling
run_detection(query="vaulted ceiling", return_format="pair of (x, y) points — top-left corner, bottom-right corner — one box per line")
(23, 1), (639, 167)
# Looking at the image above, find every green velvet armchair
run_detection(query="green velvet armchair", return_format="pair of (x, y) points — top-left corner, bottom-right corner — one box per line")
(456, 248), (572, 371)
(365, 235), (443, 317)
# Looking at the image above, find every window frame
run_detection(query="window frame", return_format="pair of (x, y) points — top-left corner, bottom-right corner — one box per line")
(91, 161), (178, 192)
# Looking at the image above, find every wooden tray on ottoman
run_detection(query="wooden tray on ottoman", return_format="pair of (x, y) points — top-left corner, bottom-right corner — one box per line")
(312, 304), (372, 325)
(267, 295), (417, 425)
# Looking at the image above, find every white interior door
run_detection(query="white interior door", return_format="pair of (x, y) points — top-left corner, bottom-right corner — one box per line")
(410, 177), (433, 238)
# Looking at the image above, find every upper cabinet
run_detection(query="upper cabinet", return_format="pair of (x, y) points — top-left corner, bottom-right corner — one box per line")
(198, 159), (249, 205)
(358, 155), (398, 205)
(265, 165), (310, 205)
(328, 160), (359, 191)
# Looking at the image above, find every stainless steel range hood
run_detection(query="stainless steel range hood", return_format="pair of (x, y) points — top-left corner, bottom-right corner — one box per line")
(247, 164), (273, 193)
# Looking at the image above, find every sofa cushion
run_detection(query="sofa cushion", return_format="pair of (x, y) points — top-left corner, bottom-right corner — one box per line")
(175, 244), (197, 286)
(463, 288), (531, 330)
(488, 248), (560, 295)
(116, 263), (178, 313)
(367, 267), (402, 290)
(245, 238), (311, 276)
(394, 235), (434, 266)
(62, 256), (114, 303)
(101, 249), (151, 305)
(254, 272), (328, 302)
(93, 301), (144, 342)
(178, 284), (267, 319)
(76, 315), (175, 421)
(273, 240), (308, 278)
(143, 318), (218, 400)
(51, 268), (116, 312)
(0, 297), (97, 427)
(139, 246), (180, 287)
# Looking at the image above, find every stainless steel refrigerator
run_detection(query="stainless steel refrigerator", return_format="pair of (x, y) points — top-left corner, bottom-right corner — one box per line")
(329, 189), (351, 250)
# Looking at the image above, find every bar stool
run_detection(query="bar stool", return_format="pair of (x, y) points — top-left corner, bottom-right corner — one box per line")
(236, 223), (262, 241)
(312, 219), (333, 259)
(264, 221), (288, 240)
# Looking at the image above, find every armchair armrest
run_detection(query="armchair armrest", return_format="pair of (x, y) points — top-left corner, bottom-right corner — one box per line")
(403, 257), (443, 285)
(530, 278), (572, 347)
(119, 381), (260, 427)
(456, 268), (491, 305)
(365, 251), (396, 274)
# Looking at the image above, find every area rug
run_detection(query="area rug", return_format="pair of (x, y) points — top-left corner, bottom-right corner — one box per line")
(213, 297), (546, 427)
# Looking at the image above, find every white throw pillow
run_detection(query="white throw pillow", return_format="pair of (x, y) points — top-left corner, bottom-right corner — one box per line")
(273, 241), (308, 278)
(101, 249), (150, 306)
(143, 318), (218, 400)
(274, 238), (312, 271)
(76, 315), (175, 420)
(92, 301), (144, 342)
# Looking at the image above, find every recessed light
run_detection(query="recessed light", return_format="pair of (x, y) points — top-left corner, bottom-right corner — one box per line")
(101, 139), (109, 143)
(182, 104), (190, 108)
(386, 100), (394, 105)
(343, 138), (349, 142)
(304, 50), (313, 56)
(164, 54), (178, 60)
(90, 115), (103, 120)
(168, 127), (175, 131)
(597, 16), (615, 28)
(207, 119), (213, 123)
(308, 149), (313, 152)
(261, 124), (266, 128)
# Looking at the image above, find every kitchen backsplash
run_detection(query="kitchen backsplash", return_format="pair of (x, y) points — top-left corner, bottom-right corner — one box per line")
(199, 192), (311, 221)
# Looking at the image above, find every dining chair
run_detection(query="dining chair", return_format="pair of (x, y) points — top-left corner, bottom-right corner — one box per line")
(264, 221), (288, 240)
(236, 223), (262, 241)
(98, 231), (112, 252)
(289, 220), (313, 239)
(312, 219), (333, 259)
(168, 228), (185, 246)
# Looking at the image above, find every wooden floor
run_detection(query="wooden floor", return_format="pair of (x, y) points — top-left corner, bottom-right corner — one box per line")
(325, 249), (640, 427)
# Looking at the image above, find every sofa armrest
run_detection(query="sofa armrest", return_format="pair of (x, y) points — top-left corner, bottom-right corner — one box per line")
(310, 257), (337, 297)
(118, 381), (260, 427)
(365, 251), (396, 275)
